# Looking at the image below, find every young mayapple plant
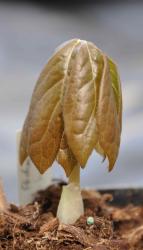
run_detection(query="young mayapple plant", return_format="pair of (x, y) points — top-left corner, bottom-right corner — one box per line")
(19, 39), (122, 224)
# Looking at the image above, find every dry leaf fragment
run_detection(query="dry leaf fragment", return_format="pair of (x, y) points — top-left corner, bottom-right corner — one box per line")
(57, 224), (88, 245)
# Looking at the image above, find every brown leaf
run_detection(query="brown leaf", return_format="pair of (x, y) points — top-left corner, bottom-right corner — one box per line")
(108, 58), (122, 132)
(63, 41), (103, 167)
(96, 55), (121, 171)
(95, 142), (105, 159)
(57, 133), (77, 177)
(19, 39), (80, 173)
(19, 39), (122, 175)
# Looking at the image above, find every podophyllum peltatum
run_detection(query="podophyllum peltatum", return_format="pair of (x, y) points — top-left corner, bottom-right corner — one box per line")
(19, 39), (122, 224)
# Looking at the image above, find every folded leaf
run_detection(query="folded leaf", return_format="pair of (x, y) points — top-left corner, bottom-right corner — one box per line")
(63, 41), (103, 167)
(57, 133), (77, 177)
(96, 55), (121, 171)
(19, 39), (80, 173)
(95, 141), (105, 158)
(108, 58), (122, 131)
(87, 42), (106, 161)
(19, 39), (122, 175)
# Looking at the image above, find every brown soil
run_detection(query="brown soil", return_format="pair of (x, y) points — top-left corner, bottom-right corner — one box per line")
(1, 183), (143, 250)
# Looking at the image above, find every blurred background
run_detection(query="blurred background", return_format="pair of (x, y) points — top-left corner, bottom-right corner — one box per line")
(0, 1), (143, 203)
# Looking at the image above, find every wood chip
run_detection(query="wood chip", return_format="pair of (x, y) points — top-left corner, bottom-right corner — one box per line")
(40, 218), (59, 234)
(57, 224), (89, 246)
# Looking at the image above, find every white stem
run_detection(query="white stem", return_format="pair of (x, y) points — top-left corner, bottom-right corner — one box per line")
(57, 164), (84, 224)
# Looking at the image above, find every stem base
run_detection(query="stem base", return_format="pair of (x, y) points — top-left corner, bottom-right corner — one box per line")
(57, 183), (84, 224)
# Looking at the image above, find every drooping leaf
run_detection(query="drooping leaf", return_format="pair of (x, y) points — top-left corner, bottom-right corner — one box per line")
(86, 42), (106, 160)
(63, 41), (104, 167)
(96, 55), (121, 171)
(19, 39), (80, 173)
(57, 132), (77, 177)
(20, 39), (122, 175)
(95, 141), (105, 158)
(108, 58), (122, 131)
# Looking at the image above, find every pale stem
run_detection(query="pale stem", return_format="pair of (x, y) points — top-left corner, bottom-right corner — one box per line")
(57, 164), (84, 224)
(69, 163), (80, 186)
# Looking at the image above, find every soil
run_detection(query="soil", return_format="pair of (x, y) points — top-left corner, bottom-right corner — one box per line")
(1, 183), (143, 250)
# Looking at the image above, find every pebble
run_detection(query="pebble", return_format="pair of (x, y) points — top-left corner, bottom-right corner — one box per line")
(87, 216), (94, 225)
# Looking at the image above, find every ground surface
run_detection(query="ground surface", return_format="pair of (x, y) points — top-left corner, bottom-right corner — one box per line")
(1, 183), (143, 249)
